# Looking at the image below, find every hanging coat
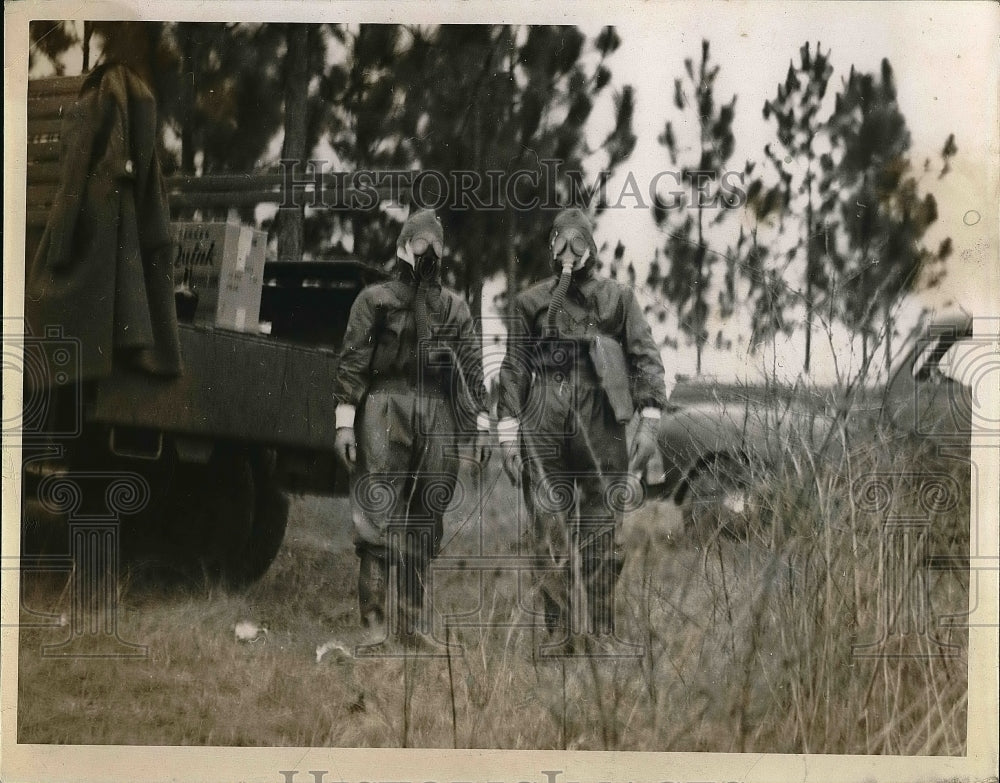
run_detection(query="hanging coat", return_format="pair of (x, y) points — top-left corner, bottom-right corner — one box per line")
(26, 63), (182, 383)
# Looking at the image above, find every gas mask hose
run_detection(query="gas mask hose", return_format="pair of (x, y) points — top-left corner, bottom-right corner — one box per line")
(413, 252), (439, 343)
(545, 249), (589, 336)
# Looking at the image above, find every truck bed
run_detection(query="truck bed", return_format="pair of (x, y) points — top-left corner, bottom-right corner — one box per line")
(89, 324), (339, 451)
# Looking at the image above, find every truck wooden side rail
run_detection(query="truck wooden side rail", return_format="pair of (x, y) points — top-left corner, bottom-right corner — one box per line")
(26, 76), (398, 224)
(23, 72), (386, 584)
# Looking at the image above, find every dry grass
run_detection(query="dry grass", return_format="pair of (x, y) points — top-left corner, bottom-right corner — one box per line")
(17, 428), (969, 752)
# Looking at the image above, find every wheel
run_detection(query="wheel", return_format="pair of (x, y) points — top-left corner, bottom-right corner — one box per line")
(681, 456), (753, 541)
(21, 434), (289, 587)
(223, 449), (289, 587)
(160, 445), (256, 582)
(164, 445), (289, 587)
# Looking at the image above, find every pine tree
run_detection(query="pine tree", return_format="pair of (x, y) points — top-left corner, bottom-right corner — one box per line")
(650, 40), (739, 375)
(315, 24), (416, 263)
(751, 42), (837, 374)
(393, 24), (636, 320)
(28, 21), (79, 75)
(827, 59), (956, 370)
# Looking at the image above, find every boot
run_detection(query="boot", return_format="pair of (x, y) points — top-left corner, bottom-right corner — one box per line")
(588, 567), (615, 636)
(393, 547), (452, 656)
(533, 568), (576, 657)
(541, 590), (566, 636)
(396, 551), (425, 638)
(579, 526), (616, 634)
(582, 544), (642, 658)
(357, 548), (387, 628)
(353, 549), (394, 656)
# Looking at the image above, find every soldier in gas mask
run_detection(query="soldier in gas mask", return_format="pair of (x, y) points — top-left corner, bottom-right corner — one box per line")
(497, 207), (667, 653)
(333, 209), (491, 651)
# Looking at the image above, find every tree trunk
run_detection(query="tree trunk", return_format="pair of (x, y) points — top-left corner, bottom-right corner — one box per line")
(505, 239), (518, 321)
(804, 192), (814, 375)
(695, 203), (705, 376)
(82, 22), (92, 72)
(502, 26), (519, 325)
(278, 24), (310, 263)
(805, 276), (813, 375)
(465, 74), (485, 327)
(179, 26), (197, 176)
(467, 246), (483, 327)
(883, 303), (893, 376)
(350, 210), (368, 262)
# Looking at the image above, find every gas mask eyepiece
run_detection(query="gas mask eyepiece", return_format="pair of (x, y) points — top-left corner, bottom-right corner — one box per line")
(550, 229), (591, 273)
(410, 235), (444, 259)
(550, 231), (590, 259)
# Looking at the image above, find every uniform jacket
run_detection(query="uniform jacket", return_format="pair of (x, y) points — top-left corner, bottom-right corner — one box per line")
(26, 63), (181, 383)
(498, 269), (668, 423)
(333, 264), (488, 431)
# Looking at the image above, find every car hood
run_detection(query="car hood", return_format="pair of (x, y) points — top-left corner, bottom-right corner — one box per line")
(656, 399), (842, 482)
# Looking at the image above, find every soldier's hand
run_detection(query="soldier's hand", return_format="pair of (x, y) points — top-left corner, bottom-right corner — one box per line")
(335, 427), (357, 472)
(628, 416), (659, 475)
(501, 443), (523, 487)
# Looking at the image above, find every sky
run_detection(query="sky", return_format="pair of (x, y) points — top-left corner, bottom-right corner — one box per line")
(574, 2), (998, 382)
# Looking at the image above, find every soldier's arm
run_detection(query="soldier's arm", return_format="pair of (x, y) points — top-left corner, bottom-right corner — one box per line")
(452, 296), (491, 431)
(622, 286), (669, 414)
(496, 296), (533, 444)
(333, 289), (379, 428)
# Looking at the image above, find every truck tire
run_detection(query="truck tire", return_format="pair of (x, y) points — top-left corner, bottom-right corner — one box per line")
(222, 450), (289, 587)
(161, 445), (255, 582)
(162, 445), (287, 586)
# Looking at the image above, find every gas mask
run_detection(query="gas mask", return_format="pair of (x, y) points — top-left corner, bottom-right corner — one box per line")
(549, 230), (592, 276)
(399, 236), (443, 281)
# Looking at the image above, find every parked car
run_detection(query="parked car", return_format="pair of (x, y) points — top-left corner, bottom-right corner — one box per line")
(646, 313), (977, 532)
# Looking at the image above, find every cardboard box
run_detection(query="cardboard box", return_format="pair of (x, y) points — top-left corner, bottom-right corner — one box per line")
(171, 221), (266, 332)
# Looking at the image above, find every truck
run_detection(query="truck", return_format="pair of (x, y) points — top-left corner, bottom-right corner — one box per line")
(19, 72), (384, 585)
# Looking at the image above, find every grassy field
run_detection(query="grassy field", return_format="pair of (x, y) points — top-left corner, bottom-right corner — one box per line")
(16, 430), (970, 752)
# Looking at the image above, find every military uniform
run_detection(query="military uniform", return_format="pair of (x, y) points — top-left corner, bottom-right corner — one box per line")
(333, 210), (489, 647)
(497, 209), (667, 646)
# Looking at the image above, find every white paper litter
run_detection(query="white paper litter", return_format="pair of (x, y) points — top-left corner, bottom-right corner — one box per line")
(316, 640), (352, 663)
(235, 620), (267, 642)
